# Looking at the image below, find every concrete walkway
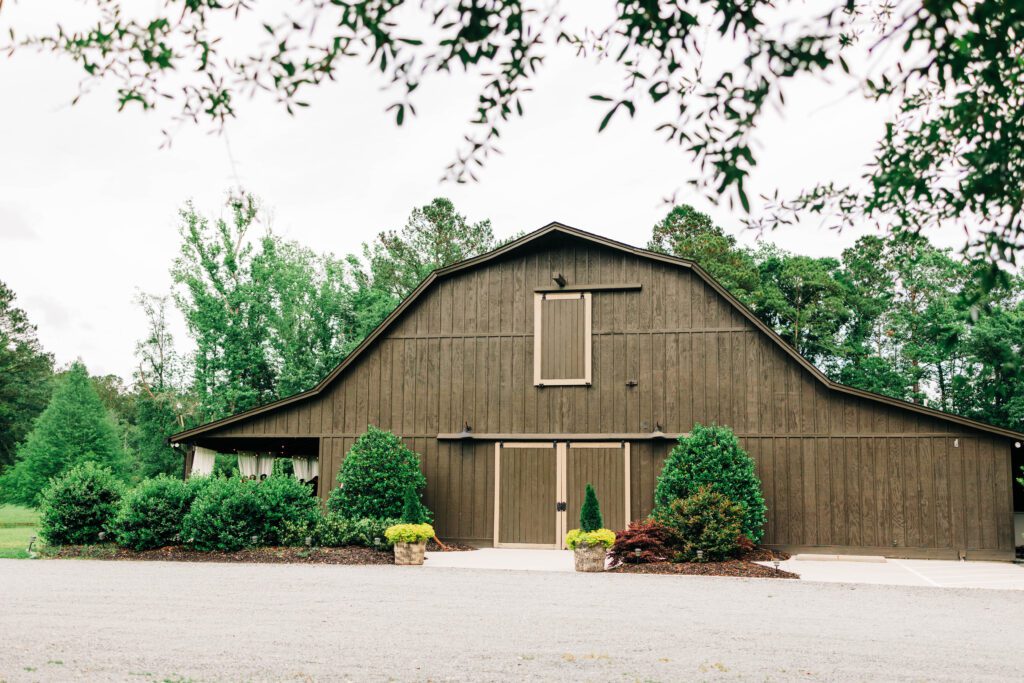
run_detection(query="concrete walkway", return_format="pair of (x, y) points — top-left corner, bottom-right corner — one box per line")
(426, 547), (575, 572)
(769, 556), (1024, 590)
(429, 548), (1024, 589)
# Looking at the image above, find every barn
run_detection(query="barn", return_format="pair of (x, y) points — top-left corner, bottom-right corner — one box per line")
(169, 223), (1024, 560)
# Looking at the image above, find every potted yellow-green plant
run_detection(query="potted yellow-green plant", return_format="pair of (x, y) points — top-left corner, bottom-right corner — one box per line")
(565, 484), (615, 572)
(384, 523), (434, 565)
(384, 486), (435, 565)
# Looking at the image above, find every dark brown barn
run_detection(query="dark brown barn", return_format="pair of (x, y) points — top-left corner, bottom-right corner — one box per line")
(170, 224), (1024, 560)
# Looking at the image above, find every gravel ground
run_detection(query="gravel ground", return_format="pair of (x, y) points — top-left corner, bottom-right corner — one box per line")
(1, 559), (1023, 682)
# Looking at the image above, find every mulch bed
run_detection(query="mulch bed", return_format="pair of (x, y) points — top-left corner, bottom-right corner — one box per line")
(43, 539), (476, 564)
(427, 539), (476, 552)
(43, 544), (395, 565)
(609, 559), (798, 579)
(607, 546), (797, 579)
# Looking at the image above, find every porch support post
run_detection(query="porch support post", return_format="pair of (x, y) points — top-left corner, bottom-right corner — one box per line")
(182, 444), (195, 481)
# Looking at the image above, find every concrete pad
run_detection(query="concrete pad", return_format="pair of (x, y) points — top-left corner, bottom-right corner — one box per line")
(425, 548), (575, 572)
(763, 557), (1024, 590)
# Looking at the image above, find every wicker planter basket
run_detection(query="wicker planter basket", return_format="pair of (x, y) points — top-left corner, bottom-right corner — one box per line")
(573, 544), (607, 572)
(393, 540), (427, 565)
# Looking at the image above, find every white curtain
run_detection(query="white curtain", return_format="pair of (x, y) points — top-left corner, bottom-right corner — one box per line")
(191, 447), (217, 477)
(291, 456), (318, 481)
(237, 452), (258, 479)
(257, 454), (275, 478)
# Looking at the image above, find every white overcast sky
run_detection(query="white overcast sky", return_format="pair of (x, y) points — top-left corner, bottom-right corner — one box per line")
(0, 2), (972, 382)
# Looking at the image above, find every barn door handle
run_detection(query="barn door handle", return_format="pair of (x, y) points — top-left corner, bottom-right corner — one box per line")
(556, 501), (567, 512)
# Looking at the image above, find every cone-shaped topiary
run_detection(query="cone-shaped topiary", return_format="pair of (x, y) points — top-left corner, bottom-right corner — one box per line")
(401, 484), (428, 524)
(579, 483), (603, 532)
(327, 426), (432, 522)
(654, 423), (767, 543)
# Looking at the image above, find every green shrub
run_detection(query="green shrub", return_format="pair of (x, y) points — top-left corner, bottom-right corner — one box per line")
(579, 483), (603, 532)
(257, 475), (321, 546)
(654, 423), (767, 542)
(111, 476), (195, 550)
(297, 514), (401, 548)
(654, 486), (744, 562)
(565, 528), (616, 550)
(327, 427), (431, 522)
(182, 475), (322, 551)
(39, 462), (124, 545)
(384, 523), (435, 544)
(181, 477), (267, 551)
(347, 517), (401, 548)
(401, 485), (428, 524)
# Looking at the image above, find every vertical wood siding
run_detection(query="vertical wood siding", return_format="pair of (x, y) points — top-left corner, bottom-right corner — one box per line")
(205, 237), (1014, 557)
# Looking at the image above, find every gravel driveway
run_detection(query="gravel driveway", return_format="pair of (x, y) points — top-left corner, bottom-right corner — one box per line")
(2, 558), (1022, 681)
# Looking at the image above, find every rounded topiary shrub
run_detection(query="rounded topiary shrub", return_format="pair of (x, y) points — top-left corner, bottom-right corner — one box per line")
(257, 474), (322, 546)
(327, 427), (431, 522)
(655, 485), (744, 562)
(39, 462), (124, 545)
(654, 423), (767, 543)
(181, 476), (267, 552)
(111, 476), (195, 550)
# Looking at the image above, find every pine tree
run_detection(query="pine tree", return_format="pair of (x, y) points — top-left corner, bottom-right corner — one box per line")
(580, 483), (603, 532)
(0, 362), (127, 505)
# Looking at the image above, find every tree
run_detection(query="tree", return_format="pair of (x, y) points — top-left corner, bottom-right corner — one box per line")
(579, 484), (603, 532)
(17, 2), (1024, 270)
(363, 198), (495, 299)
(0, 362), (127, 506)
(131, 294), (194, 478)
(172, 193), (277, 419)
(0, 281), (54, 471)
(750, 247), (850, 367)
(647, 205), (759, 304)
(171, 192), (360, 417)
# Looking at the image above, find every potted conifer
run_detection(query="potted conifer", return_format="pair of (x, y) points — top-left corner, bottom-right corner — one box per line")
(384, 486), (434, 565)
(565, 484), (615, 572)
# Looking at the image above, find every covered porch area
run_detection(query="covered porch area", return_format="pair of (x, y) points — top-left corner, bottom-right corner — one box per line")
(181, 436), (322, 496)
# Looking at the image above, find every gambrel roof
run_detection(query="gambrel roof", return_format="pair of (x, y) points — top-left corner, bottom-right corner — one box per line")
(170, 223), (1024, 442)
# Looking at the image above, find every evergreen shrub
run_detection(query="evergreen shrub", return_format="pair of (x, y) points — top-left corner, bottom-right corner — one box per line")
(654, 423), (767, 542)
(39, 462), (124, 545)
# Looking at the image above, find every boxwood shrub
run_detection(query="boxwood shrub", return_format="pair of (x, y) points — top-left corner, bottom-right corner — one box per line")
(257, 474), (322, 546)
(111, 475), (195, 550)
(182, 475), (324, 551)
(654, 423), (767, 542)
(327, 427), (431, 522)
(39, 462), (124, 545)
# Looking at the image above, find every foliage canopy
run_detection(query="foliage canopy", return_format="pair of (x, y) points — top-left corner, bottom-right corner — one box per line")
(14, 1), (1024, 266)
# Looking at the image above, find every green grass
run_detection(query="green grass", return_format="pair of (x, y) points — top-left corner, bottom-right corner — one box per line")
(0, 504), (39, 558)
(0, 504), (39, 526)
